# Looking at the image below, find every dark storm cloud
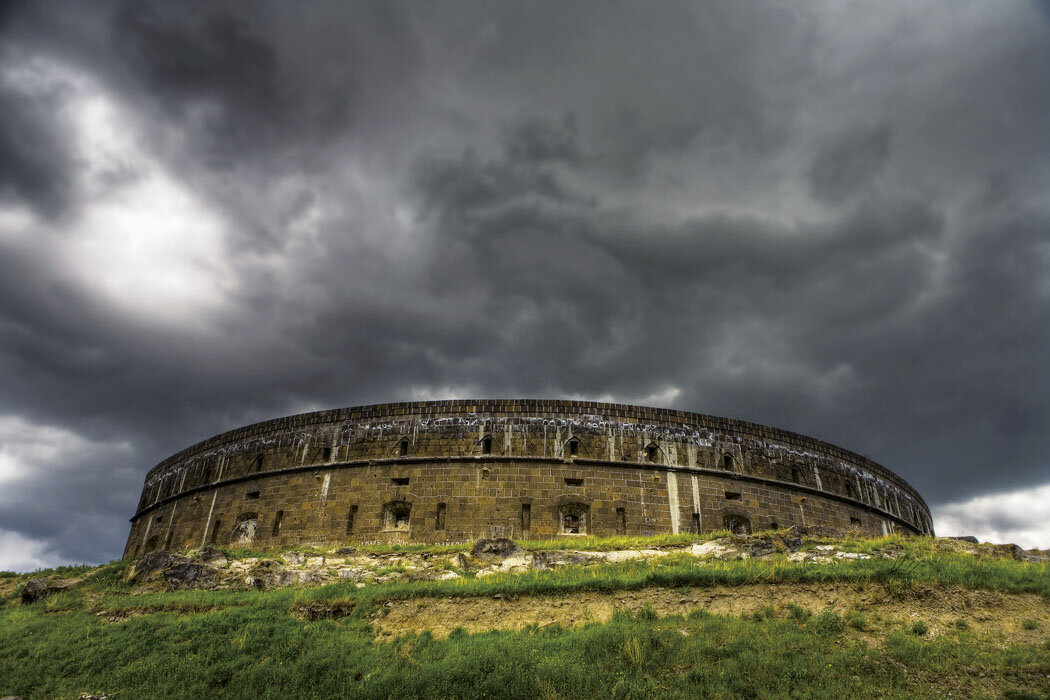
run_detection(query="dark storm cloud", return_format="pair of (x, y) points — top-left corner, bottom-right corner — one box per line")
(0, 61), (75, 214)
(808, 125), (891, 203)
(0, 0), (1048, 566)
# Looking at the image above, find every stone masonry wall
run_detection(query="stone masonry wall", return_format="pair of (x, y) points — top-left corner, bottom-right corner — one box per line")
(125, 400), (933, 556)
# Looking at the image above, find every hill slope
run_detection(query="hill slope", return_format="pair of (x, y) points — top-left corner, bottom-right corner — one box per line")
(2, 532), (1048, 699)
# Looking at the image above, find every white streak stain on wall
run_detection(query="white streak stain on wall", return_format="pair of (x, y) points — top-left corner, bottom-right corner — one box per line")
(667, 469), (680, 534)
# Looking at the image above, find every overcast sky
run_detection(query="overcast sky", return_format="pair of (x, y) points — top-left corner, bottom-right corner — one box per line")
(1, 1), (1047, 571)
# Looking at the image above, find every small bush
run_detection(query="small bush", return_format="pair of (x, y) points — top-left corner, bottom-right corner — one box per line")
(812, 607), (845, 636)
(910, 620), (928, 636)
(953, 618), (970, 631)
(846, 610), (869, 631)
(1020, 619), (1038, 631)
(637, 604), (659, 622)
(787, 604), (811, 621)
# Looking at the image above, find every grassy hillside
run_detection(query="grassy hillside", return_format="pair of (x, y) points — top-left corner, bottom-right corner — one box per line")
(1, 534), (1048, 699)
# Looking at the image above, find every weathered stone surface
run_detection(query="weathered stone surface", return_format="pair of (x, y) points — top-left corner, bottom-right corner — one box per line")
(532, 551), (602, 569)
(163, 562), (218, 590)
(470, 538), (524, 561)
(948, 535), (980, 544)
(131, 551), (190, 580)
(125, 400), (933, 558)
(197, 545), (228, 567)
(20, 577), (72, 604)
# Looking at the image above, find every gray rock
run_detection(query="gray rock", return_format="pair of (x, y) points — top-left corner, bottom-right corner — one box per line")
(470, 538), (524, 561)
(132, 551), (190, 580)
(948, 535), (979, 544)
(197, 545), (228, 566)
(20, 577), (72, 604)
(532, 551), (601, 569)
(163, 562), (218, 590)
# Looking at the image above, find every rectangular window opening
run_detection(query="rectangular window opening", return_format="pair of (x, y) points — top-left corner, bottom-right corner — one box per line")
(850, 516), (862, 525)
(321, 446), (332, 462)
(346, 505), (358, 534)
(436, 503), (446, 531)
(521, 504), (531, 534)
(724, 492), (741, 501)
(210, 517), (222, 545)
(692, 512), (701, 533)
(569, 440), (579, 456)
(272, 510), (284, 537)
(564, 477), (584, 486)
(391, 477), (409, 486)
(154, 515), (164, 523)
(616, 507), (626, 535)
(246, 491), (260, 500)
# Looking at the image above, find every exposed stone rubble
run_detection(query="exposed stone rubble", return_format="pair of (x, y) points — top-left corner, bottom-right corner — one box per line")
(20, 576), (77, 603)
(17, 533), (1047, 604)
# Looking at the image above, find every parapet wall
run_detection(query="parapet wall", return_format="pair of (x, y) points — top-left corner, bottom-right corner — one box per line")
(125, 400), (933, 556)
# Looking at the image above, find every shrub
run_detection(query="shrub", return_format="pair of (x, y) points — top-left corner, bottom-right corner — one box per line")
(953, 618), (969, 631)
(787, 604), (811, 621)
(846, 610), (869, 631)
(910, 620), (928, 636)
(1020, 619), (1038, 631)
(812, 607), (845, 636)
(637, 604), (659, 622)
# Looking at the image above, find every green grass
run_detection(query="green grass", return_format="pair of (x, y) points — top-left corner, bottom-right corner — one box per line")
(2, 535), (1049, 699)
(2, 589), (1047, 699)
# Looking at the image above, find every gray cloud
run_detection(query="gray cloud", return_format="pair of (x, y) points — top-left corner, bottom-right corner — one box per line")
(809, 125), (891, 203)
(0, 0), (1046, 568)
(0, 60), (76, 214)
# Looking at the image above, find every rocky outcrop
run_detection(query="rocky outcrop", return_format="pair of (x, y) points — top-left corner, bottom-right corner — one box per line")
(470, 538), (524, 561)
(20, 576), (74, 604)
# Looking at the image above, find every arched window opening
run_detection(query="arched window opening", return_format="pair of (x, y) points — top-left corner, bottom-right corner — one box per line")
(383, 501), (412, 531)
(723, 513), (751, 535)
(791, 467), (802, 484)
(521, 503), (531, 536)
(646, 443), (659, 462)
(723, 454), (734, 471)
(617, 507), (628, 534)
(231, 512), (258, 545)
(568, 438), (579, 456)
(482, 436), (493, 455)
(321, 446), (332, 462)
(769, 520), (779, 531)
(253, 454), (265, 473)
(560, 502), (590, 535)
(399, 438), (409, 457)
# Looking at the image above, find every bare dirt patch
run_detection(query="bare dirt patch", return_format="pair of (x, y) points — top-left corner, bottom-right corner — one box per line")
(372, 583), (1050, 642)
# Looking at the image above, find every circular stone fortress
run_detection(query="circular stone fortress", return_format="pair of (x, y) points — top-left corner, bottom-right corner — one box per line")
(125, 400), (933, 557)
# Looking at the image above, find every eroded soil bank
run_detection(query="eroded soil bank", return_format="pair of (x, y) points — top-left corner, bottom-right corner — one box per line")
(373, 582), (1050, 641)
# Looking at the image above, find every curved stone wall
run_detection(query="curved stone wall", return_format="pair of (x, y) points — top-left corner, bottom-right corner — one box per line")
(124, 400), (933, 556)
